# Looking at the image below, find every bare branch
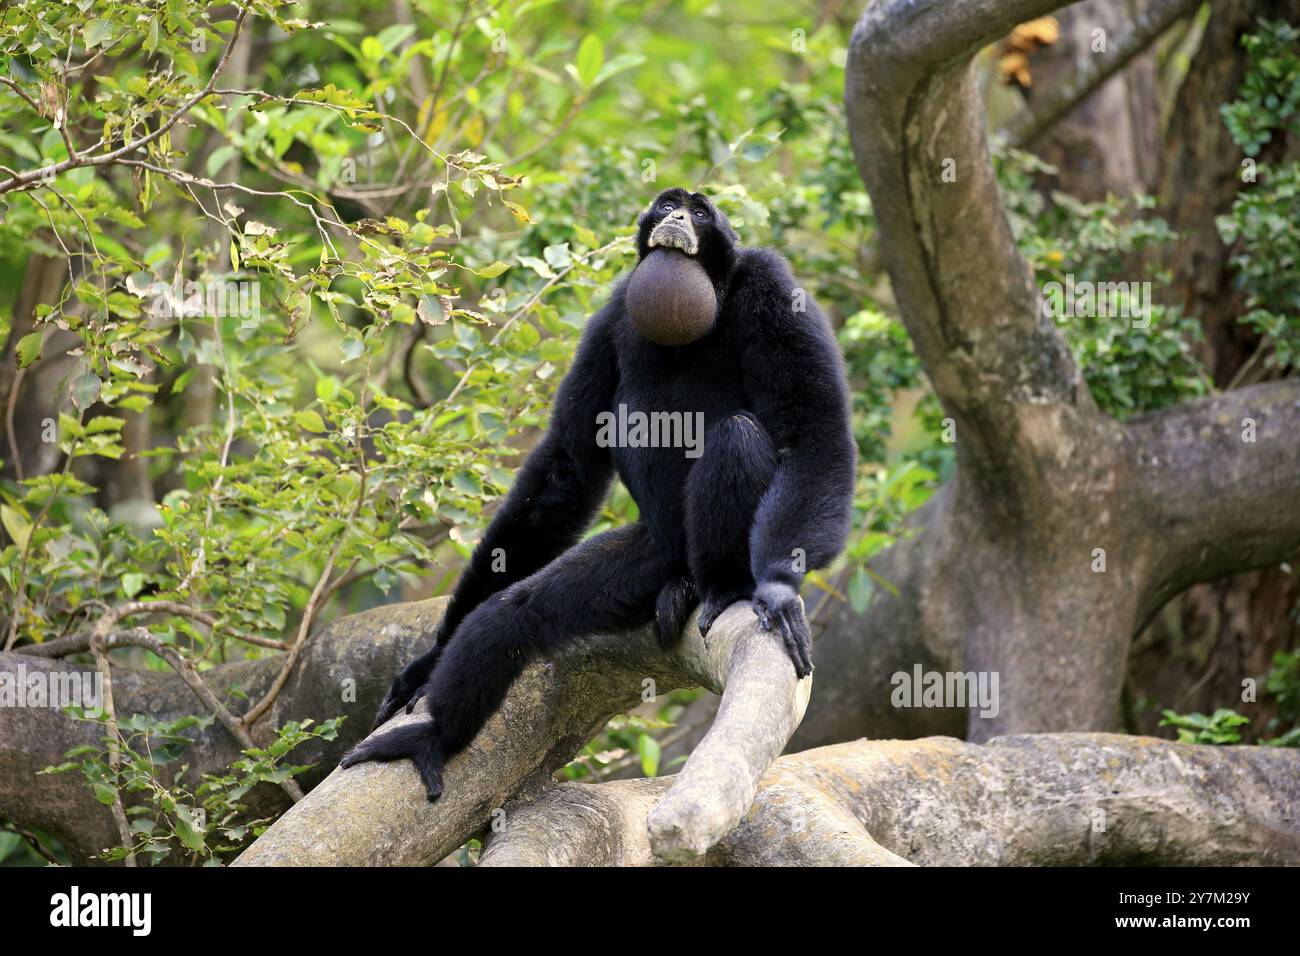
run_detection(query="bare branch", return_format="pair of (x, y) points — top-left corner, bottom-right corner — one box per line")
(234, 603), (810, 866)
(483, 734), (1300, 866)
(1127, 379), (1300, 613)
(1003, 0), (1203, 148)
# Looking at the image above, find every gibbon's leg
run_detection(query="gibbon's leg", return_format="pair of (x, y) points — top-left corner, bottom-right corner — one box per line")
(342, 522), (676, 800)
(684, 411), (778, 635)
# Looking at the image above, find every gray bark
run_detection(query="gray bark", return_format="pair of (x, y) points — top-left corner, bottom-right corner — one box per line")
(234, 600), (810, 865)
(481, 733), (1300, 866)
(823, 0), (1300, 747)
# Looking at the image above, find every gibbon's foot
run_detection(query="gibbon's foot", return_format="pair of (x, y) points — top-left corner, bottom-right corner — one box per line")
(654, 575), (698, 651)
(697, 590), (746, 637)
(339, 723), (446, 801)
(751, 580), (813, 679)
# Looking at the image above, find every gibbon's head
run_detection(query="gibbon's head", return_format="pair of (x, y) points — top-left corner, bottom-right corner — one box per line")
(635, 187), (738, 284)
(628, 189), (736, 347)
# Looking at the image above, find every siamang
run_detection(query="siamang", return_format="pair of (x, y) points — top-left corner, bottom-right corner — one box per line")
(341, 187), (856, 800)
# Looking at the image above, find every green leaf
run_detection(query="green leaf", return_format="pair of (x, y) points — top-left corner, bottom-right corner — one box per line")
(473, 260), (510, 278)
(70, 372), (101, 411)
(315, 376), (339, 402)
(173, 805), (207, 853)
(340, 333), (364, 362)
(83, 19), (114, 49)
(84, 416), (125, 435)
(638, 733), (661, 777)
(121, 573), (146, 598)
(206, 145), (238, 177)
(575, 35), (604, 87)
(16, 332), (42, 368)
(1, 504), (32, 549)
(848, 566), (873, 615)
(452, 470), (482, 496)
(417, 295), (448, 326)
(295, 410), (326, 433)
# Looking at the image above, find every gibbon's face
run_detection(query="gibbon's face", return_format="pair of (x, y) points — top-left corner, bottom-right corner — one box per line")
(636, 188), (738, 282)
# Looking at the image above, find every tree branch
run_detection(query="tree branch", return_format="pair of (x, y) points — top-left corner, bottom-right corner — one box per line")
(0, 599), (436, 861)
(0, 4), (251, 196)
(846, 0), (1095, 504)
(1127, 378), (1300, 613)
(482, 733), (1300, 865)
(1003, 0), (1203, 148)
(234, 602), (810, 866)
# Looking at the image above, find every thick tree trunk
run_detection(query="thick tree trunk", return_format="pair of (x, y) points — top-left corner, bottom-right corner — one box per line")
(1128, 0), (1300, 741)
(834, 0), (1300, 746)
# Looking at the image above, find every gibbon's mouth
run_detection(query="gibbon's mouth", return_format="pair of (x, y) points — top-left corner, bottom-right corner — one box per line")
(648, 219), (699, 256)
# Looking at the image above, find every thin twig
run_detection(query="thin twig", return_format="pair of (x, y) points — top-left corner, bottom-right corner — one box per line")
(0, 4), (252, 195)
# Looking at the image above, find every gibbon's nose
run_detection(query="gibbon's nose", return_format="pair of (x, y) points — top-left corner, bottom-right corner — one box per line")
(668, 209), (687, 222)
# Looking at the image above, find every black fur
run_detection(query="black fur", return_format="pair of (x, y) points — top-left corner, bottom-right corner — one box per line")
(347, 188), (857, 800)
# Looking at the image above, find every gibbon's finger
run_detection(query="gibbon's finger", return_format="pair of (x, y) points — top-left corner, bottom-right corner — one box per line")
(371, 694), (406, 731)
(403, 687), (428, 715)
(777, 606), (813, 677)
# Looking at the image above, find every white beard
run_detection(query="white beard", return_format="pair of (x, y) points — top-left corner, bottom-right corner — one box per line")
(648, 220), (699, 256)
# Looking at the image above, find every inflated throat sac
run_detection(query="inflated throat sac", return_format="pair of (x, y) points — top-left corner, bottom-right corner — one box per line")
(626, 248), (718, 347)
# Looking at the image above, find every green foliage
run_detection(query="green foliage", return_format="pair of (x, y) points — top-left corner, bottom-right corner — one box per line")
(1218, 161), (1300, 369)
(1219, 19), (1300, 157)
(1159, 707), (1251, 745)
(1159, 651), (1300, 748)
(43, 714), (342, 864)
(1213, 20), (1300, 373)
(561, 696), (695, 781)
(0, 3), (912, 842)
(998, 147), (1209, 417)
(1261, 649), (1300, 746)
(838, 307), (923, 465)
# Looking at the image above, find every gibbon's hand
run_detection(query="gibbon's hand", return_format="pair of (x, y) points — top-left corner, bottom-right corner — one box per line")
(751, 579), (813, 678)
(371, 668), (425, 731)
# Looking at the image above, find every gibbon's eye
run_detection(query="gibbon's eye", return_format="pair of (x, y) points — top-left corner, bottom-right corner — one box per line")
(659, 201), (676, 212)
(692, 207), (708, 220)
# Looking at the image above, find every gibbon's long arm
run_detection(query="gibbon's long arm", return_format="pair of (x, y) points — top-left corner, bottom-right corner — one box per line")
(370, 303), (622, 730)
(436, 306), (621, 645)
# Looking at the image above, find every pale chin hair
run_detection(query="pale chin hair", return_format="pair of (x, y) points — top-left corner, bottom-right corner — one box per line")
(648, 221), (699, 256)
